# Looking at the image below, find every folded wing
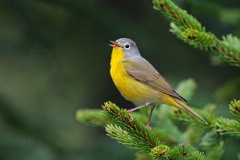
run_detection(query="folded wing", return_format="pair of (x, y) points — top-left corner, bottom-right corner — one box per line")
(122, 58), (187, 102)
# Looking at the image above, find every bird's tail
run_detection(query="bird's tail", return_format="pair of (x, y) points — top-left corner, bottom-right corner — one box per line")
(174, 98), (208, 125)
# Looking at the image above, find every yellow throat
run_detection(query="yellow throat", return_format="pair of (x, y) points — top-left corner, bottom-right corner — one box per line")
(110, 47), (127, 92)
(110, 47), (161, 105)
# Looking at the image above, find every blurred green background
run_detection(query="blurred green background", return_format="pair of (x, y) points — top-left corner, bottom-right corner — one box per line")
(0, 0), (239, 159)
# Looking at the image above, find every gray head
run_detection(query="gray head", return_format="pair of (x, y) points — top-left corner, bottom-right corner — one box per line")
(112, 38), (141, 58)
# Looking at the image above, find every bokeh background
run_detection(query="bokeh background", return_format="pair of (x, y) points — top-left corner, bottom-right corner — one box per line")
(0, 0), (239, 159)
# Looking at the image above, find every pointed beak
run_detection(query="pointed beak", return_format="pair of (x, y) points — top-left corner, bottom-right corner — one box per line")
(109, 40), (120, 48)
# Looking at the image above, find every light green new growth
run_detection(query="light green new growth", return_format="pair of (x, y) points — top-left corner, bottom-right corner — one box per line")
(153, 0), (240, 67)
(229, 99), (240, 118)
(103, 102), (159, 153)
(215, 117), (240, 136)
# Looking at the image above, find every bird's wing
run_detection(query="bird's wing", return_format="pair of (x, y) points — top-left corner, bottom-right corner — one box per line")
(122, 58), (187, 102)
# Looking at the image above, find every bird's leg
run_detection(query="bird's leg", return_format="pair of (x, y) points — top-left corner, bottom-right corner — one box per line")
(128, 103), (150, 112)
(127, 103), (152, 122)
(146, 104), (155, 129)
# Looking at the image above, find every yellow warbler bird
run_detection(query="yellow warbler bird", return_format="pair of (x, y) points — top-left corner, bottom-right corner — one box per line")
(109, 38), (208, 127)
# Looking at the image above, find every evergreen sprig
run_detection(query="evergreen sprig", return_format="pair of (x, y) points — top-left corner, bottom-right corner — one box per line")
(153, 0), (240, 67)
(229, 99), (240, 118)
(214, 117), (240, 136)
(151, 144), (206, 160)
(102, 102), (207, 159)
(76, 109), (148, 127)
(208, 100), (240, 137)
(106, 124), (151, 152)
(103, 102), (160, 153)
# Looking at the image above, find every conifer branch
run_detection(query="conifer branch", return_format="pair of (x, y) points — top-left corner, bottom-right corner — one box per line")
(213, 100), (240, 137)
(106, 124), (150, 151)
(229, 99), (240, 118)
(214, 117), (240, 136)
(151, 144), (206, 160)
(103, 102), (160, 153)
(76, 108), (149, 127)
(102, 102), (207, 159)
(76, 83), (238, 159)
(153, 0), (240, 67)
(106, 124), (159, 153)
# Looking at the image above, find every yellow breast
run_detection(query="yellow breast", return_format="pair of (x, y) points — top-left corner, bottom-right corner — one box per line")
(110, 47), (164, 105)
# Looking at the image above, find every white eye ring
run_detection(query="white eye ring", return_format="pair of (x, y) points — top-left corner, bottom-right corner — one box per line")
(124, 43), (130, 50)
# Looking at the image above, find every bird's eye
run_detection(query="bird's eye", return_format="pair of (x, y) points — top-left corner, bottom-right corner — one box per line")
(124, 43), (130, 49)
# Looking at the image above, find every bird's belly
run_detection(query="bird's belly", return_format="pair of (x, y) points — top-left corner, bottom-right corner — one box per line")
(111, 66), (162, 105)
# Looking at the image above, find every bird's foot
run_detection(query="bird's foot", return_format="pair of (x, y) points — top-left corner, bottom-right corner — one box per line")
(146, 123), (152, 131)
(127, 110), (134, 122)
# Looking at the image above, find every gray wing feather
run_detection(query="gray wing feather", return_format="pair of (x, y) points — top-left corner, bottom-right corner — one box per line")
(122, 57), (187, 102)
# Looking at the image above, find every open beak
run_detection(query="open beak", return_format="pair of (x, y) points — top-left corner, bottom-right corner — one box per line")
(109, 40), (121, 47)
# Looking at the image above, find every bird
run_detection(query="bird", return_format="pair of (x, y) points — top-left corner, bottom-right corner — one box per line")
(109, 38), (208, 127)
